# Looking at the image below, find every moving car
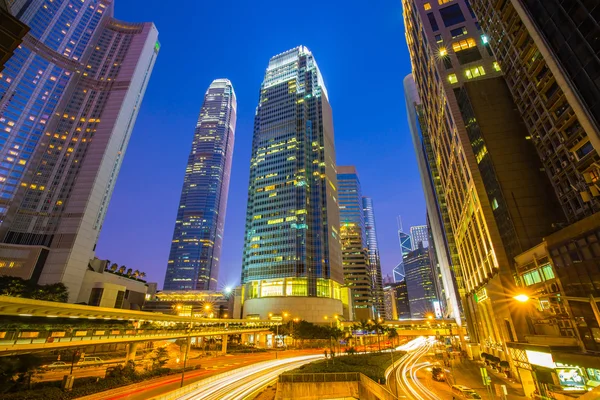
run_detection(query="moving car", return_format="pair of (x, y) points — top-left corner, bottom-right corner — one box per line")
(78, 356), (103, 365)
(42, 361), (69, 370)
(432, 366), (445, 381)
(452, 385), (482, 399)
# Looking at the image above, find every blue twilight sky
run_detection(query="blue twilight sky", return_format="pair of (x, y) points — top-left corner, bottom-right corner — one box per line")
(96, 0), (426, 289)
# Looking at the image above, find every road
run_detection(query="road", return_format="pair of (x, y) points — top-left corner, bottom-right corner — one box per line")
(77, 349), (320, 400)
(389, 337), (526, 400)
(176, 354), (322, 400)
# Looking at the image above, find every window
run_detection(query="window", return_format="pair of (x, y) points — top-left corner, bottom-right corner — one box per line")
(575, 141), (594, 159)
(456, 47), (482, 64)
(491, 198), (499, 210)
(452, 38), (477, 52)
(450, 26), (467, 38)
(493, 62), (501, 72)
(435, 34), (443, 43)
(424, 2), (431, 10)
(448, 73), (458, 84)
(465, 66), (486, 79)
(89, 288), (103, 306)
(439, 4), (465, 27)
(427, 12), (439, 31)
(443, 56), (453, 69)
(542, 265), (555, 280)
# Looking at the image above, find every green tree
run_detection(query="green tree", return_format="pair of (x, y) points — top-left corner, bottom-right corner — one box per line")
(387, 327), (399, 348)
(31, 282), (68, 302)
(357, 320), (373, 353)
(372, 320), (385, 352)
(0, 354), (43, 392)
(150, 347), (169, 370)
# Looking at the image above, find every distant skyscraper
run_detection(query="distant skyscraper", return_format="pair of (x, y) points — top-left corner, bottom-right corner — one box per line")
(0, 1), (159, 300)
(362, 196), (384, 317)
(404, 244), (437, 318)
(393, 217), (412, 282)
(164, 79), (237, 291)
(338, 166), (373, 320)
(410, 225), (429, 250)
(240, 46), (344, 322)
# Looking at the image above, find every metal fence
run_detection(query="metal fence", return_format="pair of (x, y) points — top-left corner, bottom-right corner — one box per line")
(279, 372), (361, 383)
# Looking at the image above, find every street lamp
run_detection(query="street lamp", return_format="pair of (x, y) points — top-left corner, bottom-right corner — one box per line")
(179, 305), (205, 388)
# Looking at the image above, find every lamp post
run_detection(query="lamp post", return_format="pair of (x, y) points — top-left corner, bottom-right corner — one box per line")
(177, 304), (209, 388)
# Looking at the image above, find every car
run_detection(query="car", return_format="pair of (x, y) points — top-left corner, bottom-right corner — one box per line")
(78, 356), (103, 365)
(432, 366), (445, 382)
(452, 385), (482, 399)
(42, 361), (69, 370)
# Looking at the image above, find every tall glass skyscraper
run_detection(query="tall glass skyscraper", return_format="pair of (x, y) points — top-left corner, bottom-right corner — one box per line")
(362, 196), (384, 317)
(164, 79), (237, 291)
(404, 244), (438, 318)
(338, 166), (373, 320)
(0, 1), (159, 301)
(241, 46), (344, 322)
(393, 218), (412, 282)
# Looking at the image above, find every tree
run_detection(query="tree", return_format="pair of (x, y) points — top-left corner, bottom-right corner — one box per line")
(149, 347), (169, 370)
(31, 282), (68, 302)
(118, 265), (126, 274)
(371, 320), (385, 352)
(0, 276), (29, 297)
(133, 270), (140, 279)
(387, 327), (399, 348)
(126, 268), (133, 277)
(0, 354), (43, 391)
(139, 272), (147, 279)
(357, 320), (373, 353)
(110, 263), (119, 272)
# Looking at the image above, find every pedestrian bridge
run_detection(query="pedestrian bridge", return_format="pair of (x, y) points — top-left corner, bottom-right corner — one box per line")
(0, 296), (273, 355)
(340, 319), (468, 337)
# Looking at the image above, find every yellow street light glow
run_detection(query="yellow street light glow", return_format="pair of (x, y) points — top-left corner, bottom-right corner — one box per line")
(514, 294), (530, 303)
(283, 312), (289, 317)
(439, 47), (447, 56)
(428, 315), (434, 320)
(324, 316), (328, 319)
(204, 304), (211, 310)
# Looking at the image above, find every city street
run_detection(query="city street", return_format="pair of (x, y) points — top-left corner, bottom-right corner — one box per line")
(389, 337), (526, 400)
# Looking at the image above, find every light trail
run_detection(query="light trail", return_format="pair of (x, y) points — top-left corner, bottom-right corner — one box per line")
(176, 354), (321, 400)
(391, 336), (441, 400)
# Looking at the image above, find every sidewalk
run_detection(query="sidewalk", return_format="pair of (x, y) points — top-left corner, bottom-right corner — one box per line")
(448, 358), (527, 400)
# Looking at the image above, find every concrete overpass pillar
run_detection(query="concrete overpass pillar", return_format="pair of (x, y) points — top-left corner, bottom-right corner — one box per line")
(125, 342), (138, 364)
(256, 333), (267, 348)
(221, 335), (228, 354)
(241, 333), (251, 345)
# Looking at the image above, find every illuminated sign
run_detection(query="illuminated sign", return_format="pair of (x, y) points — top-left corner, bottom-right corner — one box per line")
(525, 350), (556, 369)
(557, 367), (585, 389)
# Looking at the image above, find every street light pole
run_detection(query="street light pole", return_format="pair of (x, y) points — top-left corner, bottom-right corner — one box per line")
(179, 304), (208, 388)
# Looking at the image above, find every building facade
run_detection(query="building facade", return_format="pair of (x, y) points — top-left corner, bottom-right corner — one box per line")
(240, 46), (344, 322)
(403, 244), (437, 318)
(383, 280), (411, 320)
(338, 166), (373, 320)
(410, 225), (429, 250)
(404, 74), (462, 322)
(0, 1), (29, 73)
(362, 196), (384, 317)
(0, 0), (159, 301)
(164, 79), (236, 291)
(402, 0), (565, 375)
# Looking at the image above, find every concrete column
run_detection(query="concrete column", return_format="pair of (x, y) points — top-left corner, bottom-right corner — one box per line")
(125, 342), (138, 364)
(256, 333), (267, 348)
(241, 333), (250, 345)
(221, 334), (228, 354)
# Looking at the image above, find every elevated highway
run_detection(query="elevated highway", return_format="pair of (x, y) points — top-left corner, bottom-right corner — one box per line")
(0, 296), (272, 356)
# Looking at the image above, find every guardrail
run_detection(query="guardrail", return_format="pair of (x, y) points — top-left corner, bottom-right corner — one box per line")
(279, 372), (360, 382)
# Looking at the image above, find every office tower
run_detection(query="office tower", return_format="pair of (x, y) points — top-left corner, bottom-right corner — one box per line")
(0, 2), (29, 73)
(402, 0), (565, 365)
(384, 280), (411, 320)
(403, 244), (437, 318)
(163, 79), (236, 291)
(337, 166), (373, 320)
(404, 74), (462, 322)
(409, 224), (429, 250)
(240, 46), (344, 322)
(393, 218), (412, 282)
(383, 284), (397, 320)
(0, 0), (159, 301)
(362, 196), (384, 317)
(395, 279), (411, 319)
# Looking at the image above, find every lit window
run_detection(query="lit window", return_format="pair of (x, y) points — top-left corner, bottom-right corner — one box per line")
(542, 265), (555, 280)
(448, 73), (458, 84)
(452, 38), (477, 52)
(424, 2), (431, 10)
(439, 47), (448, 56)
(465, 66), (486, 79)
(493, 62), (501, 72)
(438, 0), (452, 4)
(491, 198), (499, 210)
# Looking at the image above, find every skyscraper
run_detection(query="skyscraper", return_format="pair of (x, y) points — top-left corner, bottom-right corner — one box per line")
(0, 2), (29, 73)
(409, 224), (429, 250)
(338, 166), (373, 320)
(404, 74), (462, 322)
(240, 46), (344, 322)
(393, 218), (412, 282)
(164, 79), (237, 291)
(362, 196), (384, 317)
(0, 1), (159, 301)
(404, 244), (437, 318)
(402, 0), (564, 365)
